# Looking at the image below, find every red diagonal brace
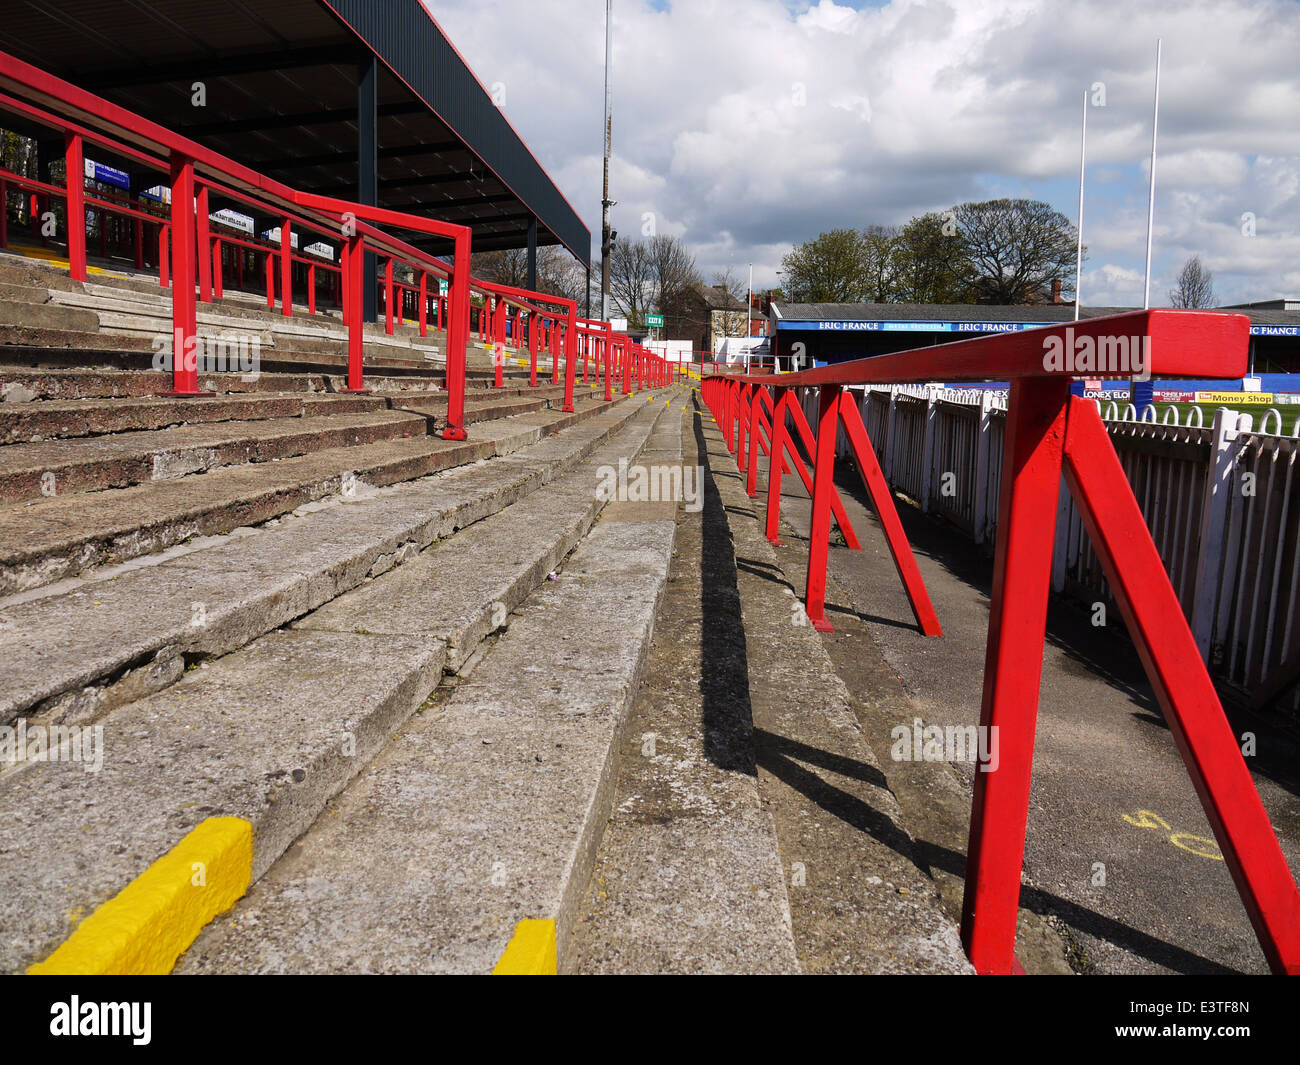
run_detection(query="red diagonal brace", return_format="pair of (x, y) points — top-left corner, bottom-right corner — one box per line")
(1062, 396), (1300, 974)
(838, 392), (942, 637)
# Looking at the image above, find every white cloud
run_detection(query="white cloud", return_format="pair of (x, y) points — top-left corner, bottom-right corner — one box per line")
(425, 0), (1300, 302)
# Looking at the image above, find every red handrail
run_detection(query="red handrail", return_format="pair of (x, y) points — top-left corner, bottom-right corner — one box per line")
(0, 49), (670, 424)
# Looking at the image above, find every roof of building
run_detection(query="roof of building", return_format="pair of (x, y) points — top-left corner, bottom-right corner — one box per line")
(698, 284), (747, 312)
(771, 301), (1300, 329)
(0, 0), (588, 264)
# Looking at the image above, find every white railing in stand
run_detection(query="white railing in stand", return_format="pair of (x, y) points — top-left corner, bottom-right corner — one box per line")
(780, 383), (1299, 717)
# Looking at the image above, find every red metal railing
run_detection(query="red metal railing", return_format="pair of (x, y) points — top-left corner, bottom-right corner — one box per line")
(0, 49), (669, 430)
(0, 50), (476, 436)
(703, 309), (1300, 976)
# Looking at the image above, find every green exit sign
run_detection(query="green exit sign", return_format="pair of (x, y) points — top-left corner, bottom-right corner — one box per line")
(438, 279), (449, 296)
(646, 314), (664, 327)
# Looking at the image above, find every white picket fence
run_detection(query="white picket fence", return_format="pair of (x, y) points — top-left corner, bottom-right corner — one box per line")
(793, 384), (1300, 718)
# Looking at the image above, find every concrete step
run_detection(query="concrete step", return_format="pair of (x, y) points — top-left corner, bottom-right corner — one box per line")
(0, 395), (647, 730)
(571, 390), (802, 973)
(174, 404), (682, 974)
(676, 393), (971, 973)
(0, 383), (559, 444)
(0, 392), (390, 444)
(0, 395), (665, 975)
(0, 366), (532, 402)
(0, 409), (428, 504)
(0, 395), (617, 596)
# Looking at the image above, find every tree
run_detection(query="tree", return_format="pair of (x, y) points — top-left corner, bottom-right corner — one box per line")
(861, 224), (901, 302)
(1170, 255), (1216, 309)
(609, 236), (653, 323)
(954, 198), (1079, 304)
(471, 248), (529, 290)
(891, 212), (971, 304)
(647, 234), (703, 339)
(779, 228), (869, 302)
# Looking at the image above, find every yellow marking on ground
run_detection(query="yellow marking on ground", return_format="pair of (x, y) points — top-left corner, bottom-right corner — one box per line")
(1169, 833), (1224, 861)
(493, 919), (557, 975)
(1122, 808), (1223, 861)
(28, 817), (253, 975)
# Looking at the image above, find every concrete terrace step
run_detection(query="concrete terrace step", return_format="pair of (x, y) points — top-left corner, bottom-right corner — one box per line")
(0, 382), (563, 444)
(176, 404), (683, 974)
(570, 393), (802, 974)
(0, 395), (619, 596)
(0, 392), (389, 444)
(688, 394), (971, 973)
(0, 395), (666, 975)
(0, 366), (531, 402)
(0, 395), (647, 732)
(0, 409), (428, 504)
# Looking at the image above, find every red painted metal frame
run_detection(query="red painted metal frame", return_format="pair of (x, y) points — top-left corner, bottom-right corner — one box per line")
(0, 49), (475, 437)
(0, 50), (670, 433)
(705, 309), (1300, 975)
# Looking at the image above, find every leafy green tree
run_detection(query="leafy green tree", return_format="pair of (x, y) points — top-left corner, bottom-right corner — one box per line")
(779, 228), (870, 302)
(891, 212), (972, 303)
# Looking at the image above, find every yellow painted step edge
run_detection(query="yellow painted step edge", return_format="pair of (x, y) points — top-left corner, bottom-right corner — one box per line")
(492, 919), (557, 975)
(28, 817), (253, 976)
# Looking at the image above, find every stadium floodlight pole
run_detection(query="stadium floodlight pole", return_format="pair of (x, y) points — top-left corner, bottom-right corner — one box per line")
(600, 0), (614, 323)
(1075, 89), (1087, 322)
(1142, 38), (1162, 310)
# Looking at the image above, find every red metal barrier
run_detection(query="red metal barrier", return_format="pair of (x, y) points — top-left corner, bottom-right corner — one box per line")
(704, 309), (1300, 975)
(0, 50), (670, 433)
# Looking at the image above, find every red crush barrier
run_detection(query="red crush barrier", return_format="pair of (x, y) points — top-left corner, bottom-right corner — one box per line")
(704, 309), (1300, 975)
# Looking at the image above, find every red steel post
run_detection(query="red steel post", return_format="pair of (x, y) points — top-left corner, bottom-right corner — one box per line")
(764, 386), (791, 544)
(279, 217), (292, 317)
(838, 392), (941, 636)
(529, 312), (539, 387)
(195, 185), (211, 301)
(166, 154), (201, 395)
(418, 272), (427, 337)
(211, 237), (223, 299)
(959, 376), (1069, 974)
(802, 384), (842, 632)
(342, 233), (367, 393)
(563, 311), (576, 412)
(384, 257), (394, 335)
(63, 131), (86, 282)
(442, 229), (470, 440)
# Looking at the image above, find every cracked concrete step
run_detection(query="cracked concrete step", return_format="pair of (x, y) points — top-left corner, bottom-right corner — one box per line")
(0, 396), (670, 975)
(690, 396), (973, 974)
(570, 394), (802, 974)
(0, 367), (541, 403)
(0, 409), (429, 504)
(0, 392), (391, 444)
(176, 425), (680, 974)
(0, 628), (447, 976)
(0, 435), (479, 596)
(0, 383), (563, 444)
(0, 396), (648, 728)
(42, 275), (449, 359)
(0, 396), (620, 595)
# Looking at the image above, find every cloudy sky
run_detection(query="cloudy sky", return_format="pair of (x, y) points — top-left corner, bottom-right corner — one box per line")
(424, 0), (1300, 307)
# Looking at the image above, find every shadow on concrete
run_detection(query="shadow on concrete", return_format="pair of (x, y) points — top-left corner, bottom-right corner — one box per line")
(693, 409), (758, 776)
(911, 838), (1245, 975)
